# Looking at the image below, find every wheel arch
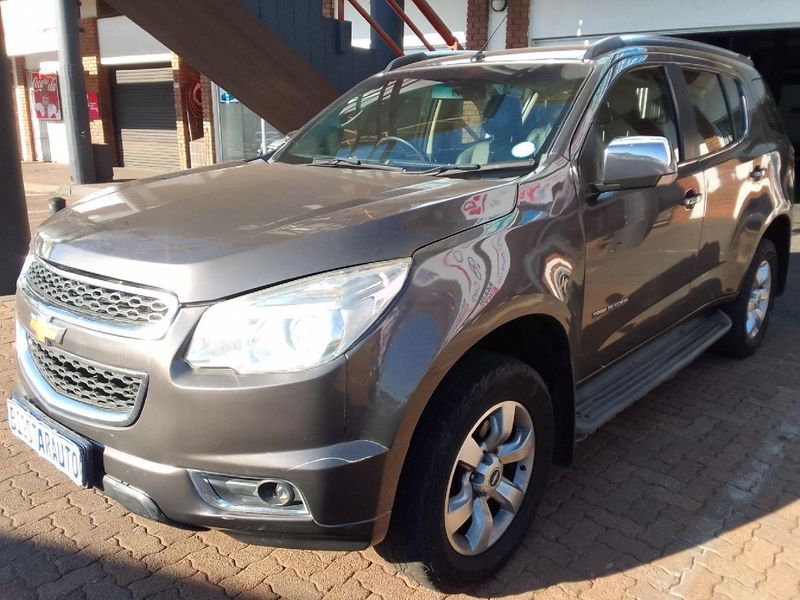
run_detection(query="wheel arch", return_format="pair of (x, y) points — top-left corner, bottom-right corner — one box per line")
(469, 314), (576, 466)
(396, 313), (576, 477)
(761, 214), (791, 296)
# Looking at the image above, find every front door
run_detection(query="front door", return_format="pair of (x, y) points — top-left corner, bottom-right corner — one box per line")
(577, 64), (706, 378)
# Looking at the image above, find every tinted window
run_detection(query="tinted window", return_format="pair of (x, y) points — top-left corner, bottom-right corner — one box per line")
(683, 69), (734, 156)
(582, 67), (679, 181)
(720, 75), (745, 140)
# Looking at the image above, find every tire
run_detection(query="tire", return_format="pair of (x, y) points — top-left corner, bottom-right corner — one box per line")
(713, 238), (778, 358)
(376, 351), (554, 592)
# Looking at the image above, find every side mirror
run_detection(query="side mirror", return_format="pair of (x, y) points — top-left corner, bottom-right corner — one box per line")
(596, 136), (677, 192)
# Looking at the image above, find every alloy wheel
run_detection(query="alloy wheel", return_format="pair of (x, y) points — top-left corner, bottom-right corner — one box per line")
(444, 400), (535, 556)
(746, 259), (772, 339)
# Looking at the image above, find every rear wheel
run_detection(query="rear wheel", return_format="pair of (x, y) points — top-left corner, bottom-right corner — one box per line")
(714, 238), (777, 358)
(377, 351), (554, 592)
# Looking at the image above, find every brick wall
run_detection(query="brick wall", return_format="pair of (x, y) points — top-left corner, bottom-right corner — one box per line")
(466, 0), (489, 50)
(79, 18), (117, 163)
(171, 54), (201, 170)
(10, 56), (35, 162)
(467, 0), (530, 50)
(200, 75), (216, 165)
(505, 0), (530, 48)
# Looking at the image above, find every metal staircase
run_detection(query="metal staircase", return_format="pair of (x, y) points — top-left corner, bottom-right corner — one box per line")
(105, 0), (461, 132)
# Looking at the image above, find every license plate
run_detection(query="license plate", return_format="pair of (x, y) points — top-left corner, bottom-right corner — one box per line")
(6, 398), (90, 487)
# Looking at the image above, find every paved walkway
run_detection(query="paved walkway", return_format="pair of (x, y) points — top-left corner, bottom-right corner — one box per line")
(0, 192), (798, 599)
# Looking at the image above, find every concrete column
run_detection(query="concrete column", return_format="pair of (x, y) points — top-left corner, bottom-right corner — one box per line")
(0, 10), (31, 294)
(371, 0), (404, 69)
(55, 0), (96, 183)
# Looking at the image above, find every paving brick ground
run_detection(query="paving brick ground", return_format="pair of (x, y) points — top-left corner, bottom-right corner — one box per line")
(1, 194), (798, 599)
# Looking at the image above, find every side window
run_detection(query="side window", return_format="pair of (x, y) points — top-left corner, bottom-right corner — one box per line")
(581, 67), (679, 183)
(720, 75), (745, 140)
(682, 69), (735, 156)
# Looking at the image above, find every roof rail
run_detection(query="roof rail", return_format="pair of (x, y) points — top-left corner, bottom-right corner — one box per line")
(584, 34), (753, 66)
(386, 50), (473, 71)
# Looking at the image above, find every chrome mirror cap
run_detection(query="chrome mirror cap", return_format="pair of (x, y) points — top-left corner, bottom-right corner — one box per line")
(597, 135), (678, 191)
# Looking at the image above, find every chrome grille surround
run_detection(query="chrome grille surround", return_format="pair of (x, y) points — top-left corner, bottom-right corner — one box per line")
(16, 321), (148, 426)
(19, 257), (178, 340)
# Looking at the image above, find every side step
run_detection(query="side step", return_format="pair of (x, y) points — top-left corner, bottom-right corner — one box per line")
(575, 310), (732, 436)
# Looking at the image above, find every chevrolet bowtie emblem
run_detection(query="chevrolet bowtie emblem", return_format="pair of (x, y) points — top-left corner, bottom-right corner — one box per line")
(29, 314), (66, 345)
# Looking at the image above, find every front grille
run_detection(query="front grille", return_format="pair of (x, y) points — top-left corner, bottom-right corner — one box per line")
(22, 258), (176, 331)
(27, 337), (147, 415)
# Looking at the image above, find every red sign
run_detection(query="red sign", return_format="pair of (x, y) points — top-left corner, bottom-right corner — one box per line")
(31, 72), (62, 121)
(87, 92), (101, 121)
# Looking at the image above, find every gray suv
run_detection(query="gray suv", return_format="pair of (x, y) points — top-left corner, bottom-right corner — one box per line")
(8, 35), (794, 591)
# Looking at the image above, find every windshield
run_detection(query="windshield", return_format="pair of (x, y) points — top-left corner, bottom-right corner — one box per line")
(275, 62), (591, 172)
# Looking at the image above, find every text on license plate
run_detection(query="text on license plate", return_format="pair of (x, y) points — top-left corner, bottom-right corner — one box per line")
(6, 398), (88, 486)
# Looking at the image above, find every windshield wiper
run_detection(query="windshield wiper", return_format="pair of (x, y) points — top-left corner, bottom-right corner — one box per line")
(414, 163), (482, 175)
(310, 157), (403, 171)
(414, 160), (538, 177)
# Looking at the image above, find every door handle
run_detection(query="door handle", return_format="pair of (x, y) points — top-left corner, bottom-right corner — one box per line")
(750, 166), (767, 182)
(681, 190), (704, 209)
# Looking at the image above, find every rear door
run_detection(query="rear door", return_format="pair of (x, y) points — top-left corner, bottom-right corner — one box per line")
(576, 62), (707, 378)
(672, 63), (773, 302)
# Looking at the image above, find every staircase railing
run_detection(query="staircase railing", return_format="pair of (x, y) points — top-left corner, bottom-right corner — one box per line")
(339, 0), (462, 57)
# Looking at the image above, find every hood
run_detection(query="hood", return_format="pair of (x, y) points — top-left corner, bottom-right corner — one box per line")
(33, 161), (517, 302)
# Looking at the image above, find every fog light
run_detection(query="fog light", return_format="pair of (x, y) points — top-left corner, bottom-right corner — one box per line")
(189, 471), (309, 517)
(258, 481), (295, 506)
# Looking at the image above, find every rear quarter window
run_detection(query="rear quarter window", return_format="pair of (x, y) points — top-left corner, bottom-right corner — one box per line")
(720, 75), (745, 140)
(682, 68), (735, 157)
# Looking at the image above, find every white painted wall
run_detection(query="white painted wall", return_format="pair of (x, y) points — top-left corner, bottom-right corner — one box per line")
(486, 6), (507, 51)
(344, 0), (466, 50)
(530, 0), (800, 43)
(97, 16), (171, 65)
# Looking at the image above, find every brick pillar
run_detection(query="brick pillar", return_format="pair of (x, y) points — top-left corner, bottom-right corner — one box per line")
(466, 0), (489, 50)
(171, 53), (202, 170)
(322, 0), (335, 19)
(10, 56), (35, 161)
(79, 18), (117, 162)
(200, 75), (216, 165)
(505, 0), (530, 49)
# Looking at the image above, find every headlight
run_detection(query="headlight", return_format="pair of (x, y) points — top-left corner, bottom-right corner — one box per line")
(186, 259), (411, 374)
(17, 254), (34, 285)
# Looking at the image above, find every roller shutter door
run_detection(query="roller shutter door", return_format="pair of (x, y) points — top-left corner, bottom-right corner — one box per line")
(111, 66), (179, 169)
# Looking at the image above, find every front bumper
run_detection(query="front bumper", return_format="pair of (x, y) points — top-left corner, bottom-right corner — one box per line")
(11, 388), (390, 550)
(12, 284), (394, 550)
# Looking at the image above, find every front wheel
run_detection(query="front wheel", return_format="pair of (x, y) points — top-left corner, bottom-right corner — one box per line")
(714, 238), (778, 358)
(376, 351), (554, 592)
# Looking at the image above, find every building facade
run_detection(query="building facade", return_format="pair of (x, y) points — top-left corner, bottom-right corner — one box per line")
(6, 1), (799, 171)
(3, 0), (216, 171)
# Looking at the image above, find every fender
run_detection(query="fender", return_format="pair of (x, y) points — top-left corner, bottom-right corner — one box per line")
(344, 164), (586, 531)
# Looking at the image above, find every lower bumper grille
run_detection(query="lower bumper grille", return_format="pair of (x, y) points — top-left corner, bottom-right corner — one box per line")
(26, 336), (147, 418)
